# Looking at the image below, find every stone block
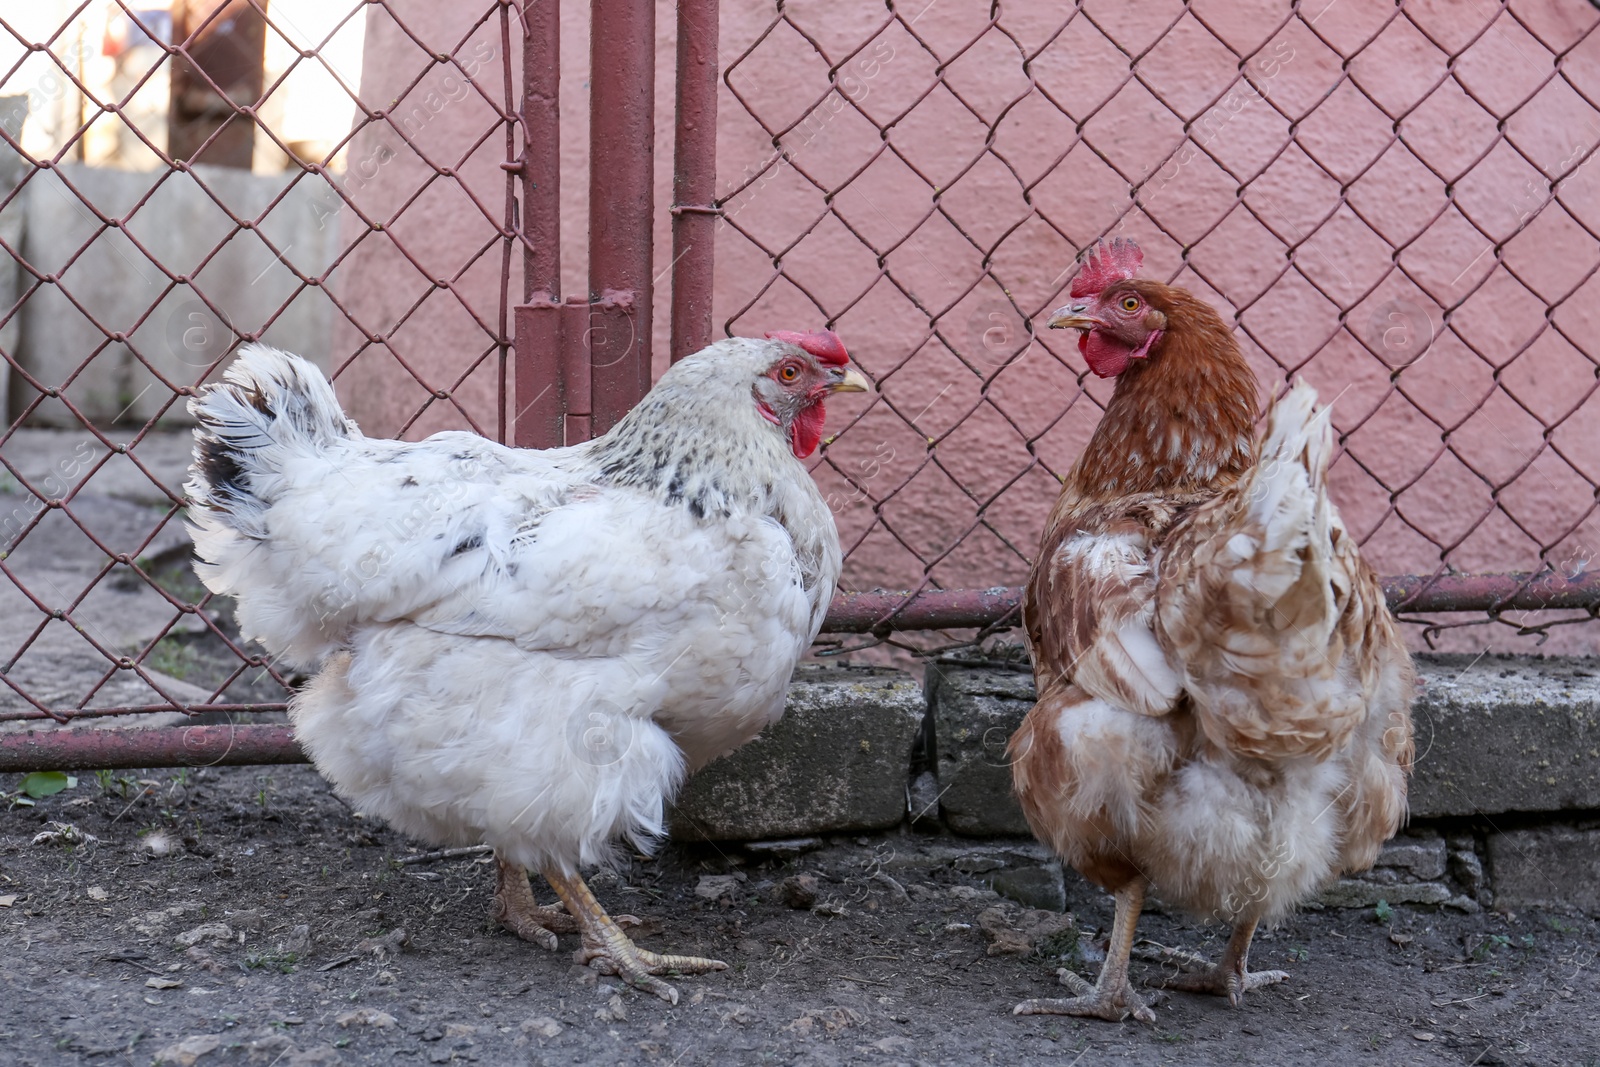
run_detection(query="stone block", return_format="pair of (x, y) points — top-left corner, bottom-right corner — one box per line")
(1449, 848), (1485, 900)
(926, 656), (1600, 829)
(926, 661), (1034, 836)
(1485, 825), (1600, 914)
(1374, 836), (1447, 880)
(669, 665), (923, 842)
(1317, 879), (1451, 909)
(1410, 656), (1600, 818)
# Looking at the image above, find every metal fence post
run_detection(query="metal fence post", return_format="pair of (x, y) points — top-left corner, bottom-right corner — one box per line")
(670, 0), (719, 363)
(512, 0), (566, 449)
(587, 0), (654, 434)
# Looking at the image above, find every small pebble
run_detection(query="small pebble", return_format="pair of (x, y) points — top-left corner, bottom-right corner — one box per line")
(778, 874), (819, 910)
(520, 1016), (563, 1038)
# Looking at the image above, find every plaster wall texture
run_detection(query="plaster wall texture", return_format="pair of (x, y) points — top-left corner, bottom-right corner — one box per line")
(333, 1), (1600, 653)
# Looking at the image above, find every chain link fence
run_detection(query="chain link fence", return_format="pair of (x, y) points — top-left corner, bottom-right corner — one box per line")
(0, 0), (515, 727)
(2, 0), (1600, 743)
(716, 0), (1600, 653)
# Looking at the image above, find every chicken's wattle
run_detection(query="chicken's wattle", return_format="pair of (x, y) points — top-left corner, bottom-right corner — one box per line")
(1080, 331), (1133, 378)
(789, 400), (827, 458)
(1080, 328), (1163, 379)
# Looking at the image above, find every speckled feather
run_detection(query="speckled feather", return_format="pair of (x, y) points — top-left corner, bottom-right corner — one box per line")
(1014, 277), (1415, 925)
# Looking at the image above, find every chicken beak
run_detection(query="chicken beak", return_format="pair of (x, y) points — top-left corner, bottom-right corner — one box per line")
(1047, 303), (1100, 331)
(829, 367), (872, 394)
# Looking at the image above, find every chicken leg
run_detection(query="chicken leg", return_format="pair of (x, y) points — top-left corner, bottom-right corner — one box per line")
(542, 867), (727, 1004)
(491, 858), (581, 950)
(1013, 879), (1157, 1023)
(1150, 918), (1288, 1006)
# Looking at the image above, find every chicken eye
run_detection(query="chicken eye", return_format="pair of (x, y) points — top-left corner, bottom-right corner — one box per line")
(1121, 295), (1140, 312)
(779, 364), (800, 382)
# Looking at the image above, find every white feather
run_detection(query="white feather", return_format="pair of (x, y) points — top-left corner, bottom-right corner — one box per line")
(186, 340), (841, 873)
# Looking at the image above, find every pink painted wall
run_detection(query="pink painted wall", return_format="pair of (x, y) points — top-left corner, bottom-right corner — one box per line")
(335, 1), (1600, 654)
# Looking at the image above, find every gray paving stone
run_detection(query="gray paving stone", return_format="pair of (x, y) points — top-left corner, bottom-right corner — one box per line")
(669, 665), (923, 841)
(925, 661), (1034, 837)
(1485, 825), (1600, 914)
(1410, 656), (1600, 818)
(924, 656), (1600, 834)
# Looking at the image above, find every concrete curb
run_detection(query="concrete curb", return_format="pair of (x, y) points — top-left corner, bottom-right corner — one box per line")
(668, 665), (923, 841)
(923, 654), (1600, 833)
(1409, 655), (1600, 818)
(669, 653), (1600, 912)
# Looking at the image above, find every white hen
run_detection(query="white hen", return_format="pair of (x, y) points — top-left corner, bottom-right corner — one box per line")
(185, 333), (868, 1001)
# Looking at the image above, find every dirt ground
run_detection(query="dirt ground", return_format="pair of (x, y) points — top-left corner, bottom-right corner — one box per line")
(2, 763), (1598, 1067)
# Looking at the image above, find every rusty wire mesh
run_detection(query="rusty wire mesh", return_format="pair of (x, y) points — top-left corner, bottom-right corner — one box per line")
(715, 0), (1600, 653)
(0, 1), (515, 724)
(5, 0), (1600, 734)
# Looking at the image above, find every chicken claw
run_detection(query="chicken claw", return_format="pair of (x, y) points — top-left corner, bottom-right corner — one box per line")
(1155, 963), (1289, 1006)
(1148, 919), (1288, 1007)
(492, 858), (581, 951)
(1014, 968), (1157, 1023)
(1012, 880), (1157, 1024)
(542, 867), (727, 1004)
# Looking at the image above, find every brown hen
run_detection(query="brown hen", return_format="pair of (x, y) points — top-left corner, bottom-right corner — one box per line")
(1010, 239), (1415, 1023)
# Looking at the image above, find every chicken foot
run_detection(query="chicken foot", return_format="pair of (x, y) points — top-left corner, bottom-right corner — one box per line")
(1013, 879), (1157, 1023)
(491, 858), (583, 951)
(1150, 918), (1289, 1007)
(542, 867), (727, 1005)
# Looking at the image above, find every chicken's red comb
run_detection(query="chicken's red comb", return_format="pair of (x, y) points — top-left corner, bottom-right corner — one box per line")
(1069, 237), (1144, 298)
(765, 329), (849, 366)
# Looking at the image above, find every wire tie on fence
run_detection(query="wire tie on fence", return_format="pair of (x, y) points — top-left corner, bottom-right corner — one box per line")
(670, 204), (722, 216)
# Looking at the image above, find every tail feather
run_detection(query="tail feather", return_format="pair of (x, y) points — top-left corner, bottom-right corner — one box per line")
(1157, 380), (1364, 761)
(1233, 381), (1341, 635)
(185, 346), (359, 665)
(186, 345), (355, 537)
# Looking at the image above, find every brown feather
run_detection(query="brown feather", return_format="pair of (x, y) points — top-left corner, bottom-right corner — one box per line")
(1015, 279), (1416, 926)
(1064, 282), (1258, 501)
